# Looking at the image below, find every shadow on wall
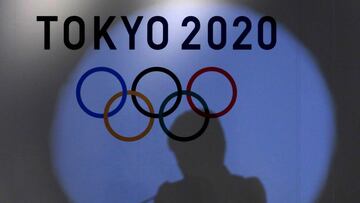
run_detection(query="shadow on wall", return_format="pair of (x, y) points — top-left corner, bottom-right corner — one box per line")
(153, 111), (266, 203)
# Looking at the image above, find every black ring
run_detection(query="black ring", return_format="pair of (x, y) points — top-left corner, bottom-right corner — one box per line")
(131, 67), (182, 118)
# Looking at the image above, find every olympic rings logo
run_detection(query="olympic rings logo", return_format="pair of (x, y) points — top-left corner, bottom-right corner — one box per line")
(76, 66), (237, 142)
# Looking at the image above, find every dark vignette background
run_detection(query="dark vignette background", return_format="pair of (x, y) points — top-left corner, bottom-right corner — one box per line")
(0, 0), (359, 202)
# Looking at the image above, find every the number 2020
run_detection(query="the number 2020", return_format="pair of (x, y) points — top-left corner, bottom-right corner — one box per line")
(181, 16), (277, 50)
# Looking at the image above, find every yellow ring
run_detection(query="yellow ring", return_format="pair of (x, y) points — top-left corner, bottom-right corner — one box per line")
(103, 90), (155, 142)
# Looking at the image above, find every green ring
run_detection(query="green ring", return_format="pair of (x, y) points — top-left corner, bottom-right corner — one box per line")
(158, 90), (210, 142)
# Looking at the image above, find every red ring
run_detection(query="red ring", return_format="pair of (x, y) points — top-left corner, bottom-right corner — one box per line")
(186, 67), (237, 118)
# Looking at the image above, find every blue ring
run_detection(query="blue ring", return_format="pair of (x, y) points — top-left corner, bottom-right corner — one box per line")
(76, 67), (127, 118)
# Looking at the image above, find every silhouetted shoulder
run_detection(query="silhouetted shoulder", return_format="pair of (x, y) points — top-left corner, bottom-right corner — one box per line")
(155, 176), (266, 203)
(229, 175), (266, 203)
(155, 179), (217, 203)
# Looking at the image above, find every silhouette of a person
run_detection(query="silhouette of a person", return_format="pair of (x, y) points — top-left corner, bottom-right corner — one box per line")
(155, 111), (266, 203)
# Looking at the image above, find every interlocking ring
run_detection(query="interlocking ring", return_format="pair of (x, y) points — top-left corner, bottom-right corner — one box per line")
(159, 90), (209, 142)
(131, 67), (182, 118)
(186, 67), (237, 118)
(76, 66), (237, 142)
(76, 67), (127, 118)
(104, 90), (155, 142)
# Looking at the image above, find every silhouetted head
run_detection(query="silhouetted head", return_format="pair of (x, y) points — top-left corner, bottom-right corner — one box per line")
(168, 111), (226, 177)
